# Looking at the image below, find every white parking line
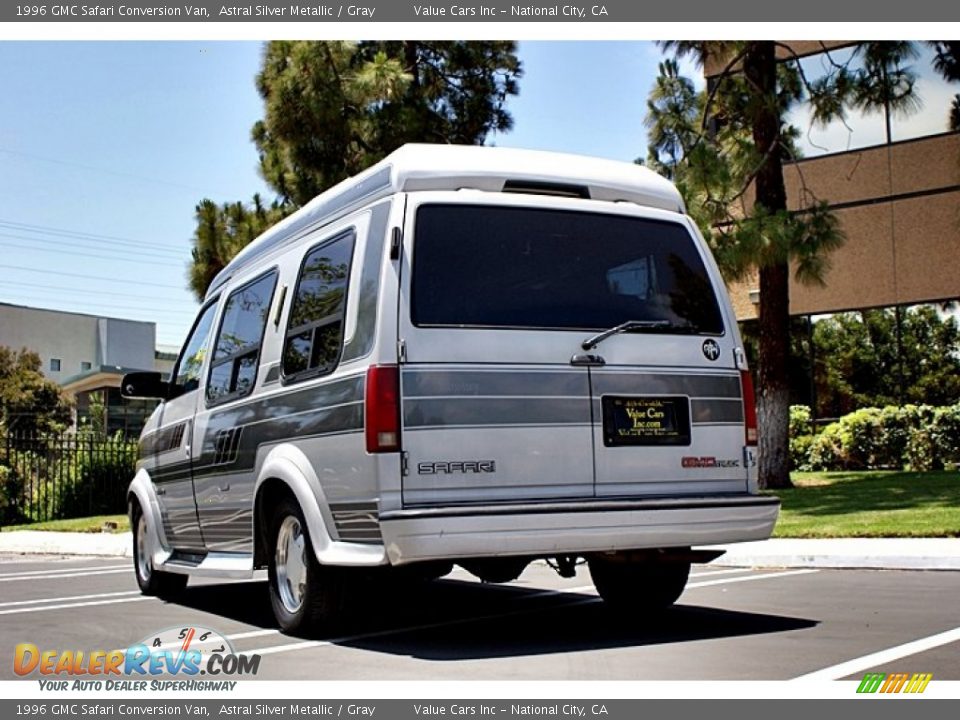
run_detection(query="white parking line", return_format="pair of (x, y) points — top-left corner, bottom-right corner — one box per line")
(689, 567), (760, 578)
(0, 596), (155, 616)
(0, 568), (131, 583)
(0, 590), (141, 609)
(235, 568), (818, 658)
(794, 625), (960, 681)
(686, 568), (818, 589)
(0, 564), (128, 578)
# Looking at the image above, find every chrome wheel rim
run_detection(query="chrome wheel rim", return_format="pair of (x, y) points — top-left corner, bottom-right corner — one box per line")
(136, 514), (151, 583)
(275, 516), (307, 614)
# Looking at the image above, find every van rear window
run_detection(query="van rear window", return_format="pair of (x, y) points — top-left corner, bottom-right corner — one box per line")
(411, 205), (724, 334)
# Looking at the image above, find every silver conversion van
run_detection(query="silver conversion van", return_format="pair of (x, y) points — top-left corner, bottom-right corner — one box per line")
(123, 144), (779, 634)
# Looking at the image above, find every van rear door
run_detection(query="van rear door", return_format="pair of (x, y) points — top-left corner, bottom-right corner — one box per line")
(566, 215), (750, 497)
(397, 197), (748, 507)
(397, 196), (596, 506)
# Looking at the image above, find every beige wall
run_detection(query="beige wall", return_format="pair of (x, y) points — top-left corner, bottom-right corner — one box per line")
(703, 41), (856, 77)
(697, 42), (960, 319)
(729, 133), (960, 320)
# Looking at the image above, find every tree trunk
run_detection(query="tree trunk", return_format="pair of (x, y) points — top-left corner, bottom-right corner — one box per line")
(758, 264), (792, 489)
(744, 41), (793, 490)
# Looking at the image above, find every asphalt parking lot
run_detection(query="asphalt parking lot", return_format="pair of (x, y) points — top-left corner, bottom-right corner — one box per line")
(2, 554), (959, 682)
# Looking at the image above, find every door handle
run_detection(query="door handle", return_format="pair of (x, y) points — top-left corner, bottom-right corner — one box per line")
(570, 353), (606, 367)
(155, 486), (166, 496)
(218, 483), (230, 492)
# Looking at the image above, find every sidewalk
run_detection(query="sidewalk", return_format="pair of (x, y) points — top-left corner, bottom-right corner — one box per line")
(1, 531), (958, 570)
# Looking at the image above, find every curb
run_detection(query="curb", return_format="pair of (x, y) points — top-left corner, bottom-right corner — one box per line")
(705, 538), (960, 571)
(0, 530), (132, 558)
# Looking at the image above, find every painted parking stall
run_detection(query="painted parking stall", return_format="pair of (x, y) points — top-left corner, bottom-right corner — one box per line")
(1, 555), (959, 685)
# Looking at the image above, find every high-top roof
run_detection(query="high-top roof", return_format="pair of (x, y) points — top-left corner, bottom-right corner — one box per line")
(207, 144), (685, 298)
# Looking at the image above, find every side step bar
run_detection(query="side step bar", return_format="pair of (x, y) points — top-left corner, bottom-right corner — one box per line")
(160, 551), (254, 578)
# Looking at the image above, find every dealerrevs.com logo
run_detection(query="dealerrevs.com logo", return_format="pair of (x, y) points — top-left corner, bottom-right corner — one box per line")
(14, 626), (260, 691)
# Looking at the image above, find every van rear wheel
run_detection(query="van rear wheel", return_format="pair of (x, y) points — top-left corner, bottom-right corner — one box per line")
(588, 556), (690, 611)
(268, 497), (349, 636)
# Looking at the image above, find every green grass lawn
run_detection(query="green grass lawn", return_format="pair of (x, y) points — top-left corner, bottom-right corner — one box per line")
(1, 514), (130, 534)
(772, 470), (960, 538)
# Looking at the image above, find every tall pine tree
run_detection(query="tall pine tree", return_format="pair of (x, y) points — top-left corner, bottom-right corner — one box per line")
(188, 41), (521, 300)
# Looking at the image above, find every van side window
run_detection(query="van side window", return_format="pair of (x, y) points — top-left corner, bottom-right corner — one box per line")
(206, 271), (278, 404)
(171, 300), (219, 394)
(282, 232), (355, 381)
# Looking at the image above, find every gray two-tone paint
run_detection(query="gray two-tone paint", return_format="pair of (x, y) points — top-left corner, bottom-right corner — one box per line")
(402, 369), (743, 430)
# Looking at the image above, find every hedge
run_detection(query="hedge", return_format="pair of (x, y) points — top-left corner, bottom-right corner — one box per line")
(790, 403), (960, 472)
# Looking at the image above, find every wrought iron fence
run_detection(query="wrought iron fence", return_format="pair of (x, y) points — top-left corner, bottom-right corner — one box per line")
(0, 432), (138, 525)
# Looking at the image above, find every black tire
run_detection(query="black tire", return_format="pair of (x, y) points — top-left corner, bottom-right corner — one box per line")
(132, 503), (188, 599)
(588, 556), (690, 611)
(267, 496), (350, 636)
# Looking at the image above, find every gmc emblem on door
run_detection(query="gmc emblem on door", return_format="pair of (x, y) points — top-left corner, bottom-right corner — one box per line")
(418, 461), (497, 475)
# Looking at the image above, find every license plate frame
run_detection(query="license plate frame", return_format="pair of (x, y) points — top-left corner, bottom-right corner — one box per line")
(601, 395), (691, 447)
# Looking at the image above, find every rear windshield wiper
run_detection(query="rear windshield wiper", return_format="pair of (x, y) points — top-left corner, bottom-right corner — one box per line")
(581, 320), (697, 350)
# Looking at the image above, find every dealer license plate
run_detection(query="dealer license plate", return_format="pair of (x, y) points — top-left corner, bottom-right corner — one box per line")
(601, 396), (691, 447)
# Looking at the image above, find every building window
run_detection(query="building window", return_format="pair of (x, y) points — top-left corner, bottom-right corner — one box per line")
(50, 358), (61, 372)
(81, 361), (92, 372)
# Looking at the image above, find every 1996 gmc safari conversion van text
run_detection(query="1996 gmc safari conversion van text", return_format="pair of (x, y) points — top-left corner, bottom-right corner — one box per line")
(122, 144), (779, 634)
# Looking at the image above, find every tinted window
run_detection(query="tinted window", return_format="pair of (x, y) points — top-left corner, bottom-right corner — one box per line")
(282, 233), (355, 380)
(207, 271), (278, 403)
(172, 300), (219, 393)
(412, 206), (724, 334)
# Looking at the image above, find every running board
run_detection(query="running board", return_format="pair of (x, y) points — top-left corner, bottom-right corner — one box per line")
(159, 551), (254, 578)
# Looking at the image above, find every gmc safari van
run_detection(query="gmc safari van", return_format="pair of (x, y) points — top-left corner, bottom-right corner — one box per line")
(122, 144), (779, 634)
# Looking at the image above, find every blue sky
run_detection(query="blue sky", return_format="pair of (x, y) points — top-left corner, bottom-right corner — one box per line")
(0, 41), (675, 348)
(0, 41), (953, 349)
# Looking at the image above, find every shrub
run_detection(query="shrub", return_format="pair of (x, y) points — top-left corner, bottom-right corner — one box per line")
(55, 434), (137, 519)
(0, 464), (28, 524)
(807, 421), (849, 471)
(904, 405), (939, 471)
(875, 405), (914, 469)
(788, 405), (815, 470)
(0, 432), (137, 522)
(795, 402), (960, 472)
(840, 407), (883, 469)
(931, 403), (960, 466)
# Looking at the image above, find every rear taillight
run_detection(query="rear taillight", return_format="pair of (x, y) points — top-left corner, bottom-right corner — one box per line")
(365, 365), (401, 453)
(740, 370), (758, 446)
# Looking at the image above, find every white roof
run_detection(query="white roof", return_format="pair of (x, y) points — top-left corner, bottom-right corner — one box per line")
(388, 144), (683, 210)
(208, 144), (685, 297)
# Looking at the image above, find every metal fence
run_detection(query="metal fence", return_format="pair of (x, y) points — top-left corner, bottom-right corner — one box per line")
(0, 432), (137, 525)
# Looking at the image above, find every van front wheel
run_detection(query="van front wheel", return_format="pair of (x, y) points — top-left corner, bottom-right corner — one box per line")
(268, 498), (349, 636)
(132, 504), (187, 598)
(588, 556), (690, 612)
